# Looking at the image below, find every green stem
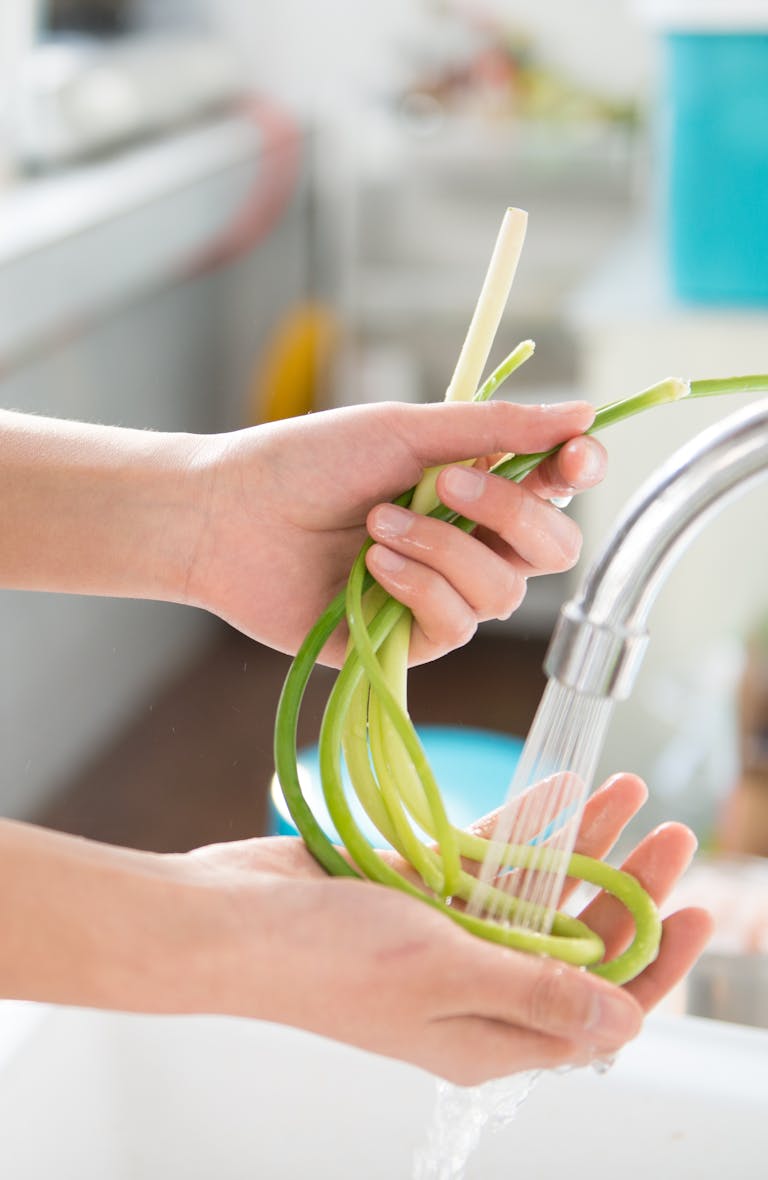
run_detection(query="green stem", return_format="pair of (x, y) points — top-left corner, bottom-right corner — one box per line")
(690, 374), (768, 398)
(345, 547), (463, 898)
(273, 589), (357, 878)
(367, 692), (447, 894)
(473, 340), (535, 402)
(491, 377), (689, 486)
(567, 853), (663, 985)
(341, 678), (405, 852)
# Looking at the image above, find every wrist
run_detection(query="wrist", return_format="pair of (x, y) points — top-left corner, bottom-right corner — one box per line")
(81, 424), (213, 606)
(0, 821), (222, 1015)
(0, 410), (211, 603)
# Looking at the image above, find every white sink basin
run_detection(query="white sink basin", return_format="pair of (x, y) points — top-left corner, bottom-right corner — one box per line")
(1, 1003), (766, 1178)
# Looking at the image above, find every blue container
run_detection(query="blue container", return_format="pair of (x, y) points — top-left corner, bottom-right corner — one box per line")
(662, 31), (768, 303)
(268, 724), (524, 848)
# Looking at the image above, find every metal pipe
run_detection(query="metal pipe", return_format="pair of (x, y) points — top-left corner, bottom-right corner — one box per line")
(545, 399), (768, 699)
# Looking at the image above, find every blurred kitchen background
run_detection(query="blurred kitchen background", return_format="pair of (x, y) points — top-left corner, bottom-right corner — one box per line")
(2, 0), (768, 974)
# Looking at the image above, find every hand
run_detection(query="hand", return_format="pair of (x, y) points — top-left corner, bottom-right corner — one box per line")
(186, 399), (606, 664)
(182, 773), (712, 1084)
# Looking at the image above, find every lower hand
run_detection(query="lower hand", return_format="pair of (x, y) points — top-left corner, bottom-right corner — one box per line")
(181, 773), (712, 1084)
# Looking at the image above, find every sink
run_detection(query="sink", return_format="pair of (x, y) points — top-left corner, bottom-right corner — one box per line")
(1, 1003), (766, 1178)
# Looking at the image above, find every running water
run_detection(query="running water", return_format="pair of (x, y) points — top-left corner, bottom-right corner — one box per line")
(467, 680), (614, 931)
(412, 1072), (541, 1180)
(413, 1060), (616, 1178)
(415, 681), (615, 1179)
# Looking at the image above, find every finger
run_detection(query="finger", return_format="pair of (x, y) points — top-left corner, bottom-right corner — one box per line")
(489, 773), (587, 910)
(557, 774), (649, 904)
(367, 503), (526, 622)
(420, 1016), (586, 1086)
(376, 784), (584, 888)
(450, 775), (647, 924)
(574, 774), (649, 859)
(521, 435), (607, 501)
(391, 775), (649, 914)
(364, 546), (480, 662)
(435, 466), (581, 574)
(463, 773), (583, 847)
(625, 906), (714, 1013)
(446, 937), (642, 1060)
(580, 822), (699, 960)
(397, 399), (596, 471)
(507, 774), (651, 910)
(454, 773), (643, 874)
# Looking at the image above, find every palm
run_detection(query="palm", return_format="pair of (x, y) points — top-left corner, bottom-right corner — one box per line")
(192, 773), (711, 1016)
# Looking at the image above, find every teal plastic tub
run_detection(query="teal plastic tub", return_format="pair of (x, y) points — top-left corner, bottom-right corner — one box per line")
(268, 724), (524, 848)
(663, 30), (768, 303)
(642, 4), (768, 303)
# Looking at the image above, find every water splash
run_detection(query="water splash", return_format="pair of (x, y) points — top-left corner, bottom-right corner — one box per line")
(412, 1071), (540, 1180)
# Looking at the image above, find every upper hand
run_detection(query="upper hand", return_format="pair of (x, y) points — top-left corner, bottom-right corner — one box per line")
(185, 399), (606, 664)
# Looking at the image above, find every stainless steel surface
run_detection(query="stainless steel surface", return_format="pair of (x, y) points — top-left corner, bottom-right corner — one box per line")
(546, 398), (768, 698)
(687, 952), (768, 1029)
(671, 854), (768, 1030)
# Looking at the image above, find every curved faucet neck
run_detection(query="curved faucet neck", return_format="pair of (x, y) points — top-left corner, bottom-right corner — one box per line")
(545, 398), (768, 700)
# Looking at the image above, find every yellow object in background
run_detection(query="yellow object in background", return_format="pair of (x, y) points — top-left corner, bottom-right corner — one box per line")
(248, 302), (338, 424)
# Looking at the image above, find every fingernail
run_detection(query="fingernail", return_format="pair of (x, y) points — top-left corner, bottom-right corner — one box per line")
(371, 504), (412, 540)
(370, 545), (406, 574)
(580, 437), (606, 483)
(442, 465), (485, 502)
(588, 990), (641, 1045)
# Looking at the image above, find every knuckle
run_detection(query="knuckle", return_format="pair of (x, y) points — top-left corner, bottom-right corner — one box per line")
(528, 962), (590, 1035)
(549, 552), (577, 575)
(559, 531), (583, 570)
(494, 571), (527, 619)
(543, 526), (582, 574)
(528, 963), (562, 1031)
(416, 606), (476, 657)
(454, 614), (478, 648)
(486, 396), (516, 443)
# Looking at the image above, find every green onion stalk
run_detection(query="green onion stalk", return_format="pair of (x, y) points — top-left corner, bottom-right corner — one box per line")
(273, 209), (768, 986)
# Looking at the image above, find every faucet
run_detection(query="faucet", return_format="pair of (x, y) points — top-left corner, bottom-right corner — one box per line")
(545, 398), (768, 700)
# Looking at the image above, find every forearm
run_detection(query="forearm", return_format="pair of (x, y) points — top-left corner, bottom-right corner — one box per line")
(0, 819), (220, 1013)
(0, 410), (207, 601)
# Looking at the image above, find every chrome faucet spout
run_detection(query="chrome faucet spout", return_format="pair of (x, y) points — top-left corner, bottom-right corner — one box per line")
(545, 398), (768, 699)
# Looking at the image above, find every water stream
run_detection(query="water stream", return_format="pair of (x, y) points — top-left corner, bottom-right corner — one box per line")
(412, 1072), (541, 1180)
(413, 1056), (616, 1179)
(414, 680), (616, 1178)
(467, 679), (614, 932)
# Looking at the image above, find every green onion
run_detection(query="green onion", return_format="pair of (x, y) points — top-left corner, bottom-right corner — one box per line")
(272, 208), (768, 987)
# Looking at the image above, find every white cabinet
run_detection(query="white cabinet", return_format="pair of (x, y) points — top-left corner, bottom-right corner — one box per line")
(1, 112), (308, 818)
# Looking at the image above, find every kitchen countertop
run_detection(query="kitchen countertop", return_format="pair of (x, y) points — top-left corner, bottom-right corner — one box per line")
(0, 104), (302, 372)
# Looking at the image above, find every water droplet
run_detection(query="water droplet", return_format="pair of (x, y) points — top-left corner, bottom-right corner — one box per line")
(591, 1054), (616, 1076)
